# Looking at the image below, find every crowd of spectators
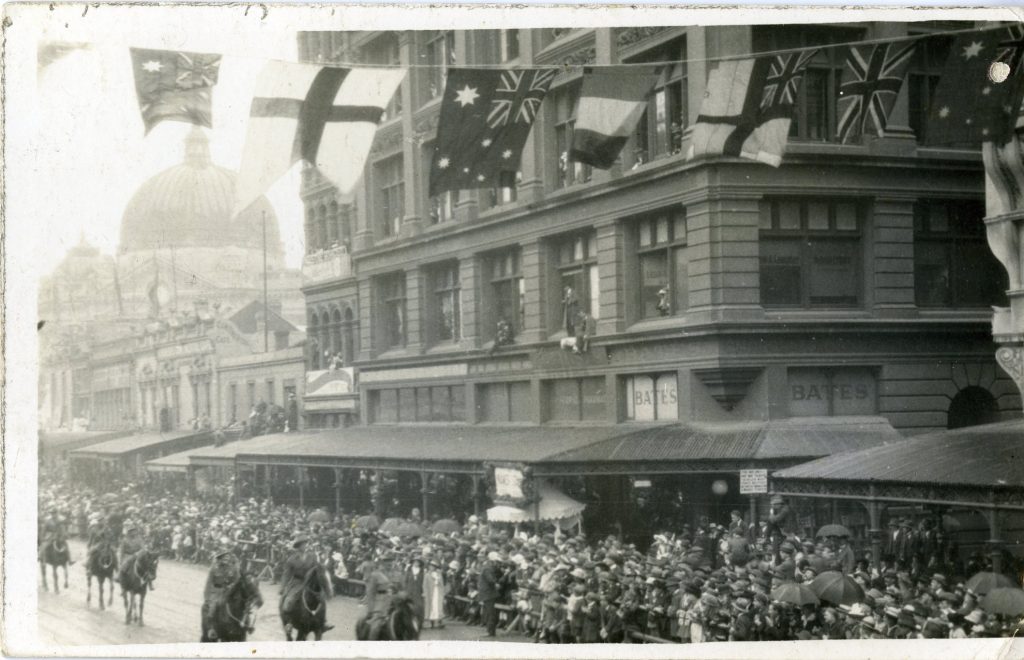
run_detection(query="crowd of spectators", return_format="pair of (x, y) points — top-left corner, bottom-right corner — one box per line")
(38, 476), (1024, 643)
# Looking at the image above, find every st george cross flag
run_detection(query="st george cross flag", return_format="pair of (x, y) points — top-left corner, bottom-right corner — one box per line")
(130, 48), (222, 134)
(926, 27), (1024, 146)
(429, 68), (556, 195)
(688, 50), (816, 167)
(235, 62), (405, 215)
(835, 42), (916, 143)
(569, 66), (660, 169)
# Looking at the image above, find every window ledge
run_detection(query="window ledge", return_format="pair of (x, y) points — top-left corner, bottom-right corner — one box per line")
(375, 348), (413, 360)
(760, 309), (872, 321)
(626, 316), (688, 334)
(424, 343), (466, 356)
(915, 308), (996, 318)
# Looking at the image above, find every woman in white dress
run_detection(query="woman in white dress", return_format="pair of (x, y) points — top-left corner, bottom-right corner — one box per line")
(423, 559), (446, 629)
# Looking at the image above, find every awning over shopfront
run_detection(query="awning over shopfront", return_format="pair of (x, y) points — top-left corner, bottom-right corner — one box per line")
(488, 481), (586, 524)
(772, 418), (1024, 493)
(234, 425), (640, 473)
(40, 430), (132, 455)
(70, 430), (210, 460)
(534, 416), (901, 475)
(144, 433), (327, 473)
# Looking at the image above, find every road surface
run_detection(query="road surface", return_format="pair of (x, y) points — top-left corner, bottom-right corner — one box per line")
(38, 540), (526, 645)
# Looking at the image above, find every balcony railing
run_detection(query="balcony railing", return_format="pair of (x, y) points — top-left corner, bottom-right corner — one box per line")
(302, 245), (353, 285)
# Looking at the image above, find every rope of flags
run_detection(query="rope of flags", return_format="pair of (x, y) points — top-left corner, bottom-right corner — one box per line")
(57, 22), (1024, 213)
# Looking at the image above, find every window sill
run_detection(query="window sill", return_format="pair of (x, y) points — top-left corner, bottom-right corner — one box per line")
(760, 308), (872, 320)
(914, 308), (996, 318)
(375, 348), (412, 360)
(626, 315), (688, 334)
(424, 342), (466, 356)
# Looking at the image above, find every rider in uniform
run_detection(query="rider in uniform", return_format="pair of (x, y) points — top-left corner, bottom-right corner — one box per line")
(119, 522), (146, 565)
(358, 554), (394, 638)
(38, 507), (67, 561)
(201, 540), (244, 641)
(279, 535), (334, 633)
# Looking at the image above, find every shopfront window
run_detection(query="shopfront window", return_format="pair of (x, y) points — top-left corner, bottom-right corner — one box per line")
(477, 381), (532, 422)
(624, 373), (679, 421)
(545, 377), (606, 422)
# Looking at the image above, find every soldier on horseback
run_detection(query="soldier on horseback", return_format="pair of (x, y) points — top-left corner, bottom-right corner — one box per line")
(201, 540), (253, 641)
(279, 535), (334, 634)
(356, 554), (394, 639)
(38, 507), (67, 561)
(119, 522), (146, 571)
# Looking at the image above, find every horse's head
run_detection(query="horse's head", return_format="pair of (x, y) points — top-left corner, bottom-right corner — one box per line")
(138, 550), (159, 583)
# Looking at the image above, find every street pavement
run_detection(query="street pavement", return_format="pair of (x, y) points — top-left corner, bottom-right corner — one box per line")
(38, 540), (529, 645)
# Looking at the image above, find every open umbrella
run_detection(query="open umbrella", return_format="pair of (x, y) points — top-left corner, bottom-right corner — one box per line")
(353, 514), (381, 531)
(379, 517), (405, 534)
(810, 571), (865, 606)
(980, 587), (1024, 615)
(771, 582), (819, 607)
(307, 509), (330, 524)
(815, 523), (851, 538)
(966, 572), (1017, 596)
(431, 518), (461, 534)
(395, 521), (426, 537)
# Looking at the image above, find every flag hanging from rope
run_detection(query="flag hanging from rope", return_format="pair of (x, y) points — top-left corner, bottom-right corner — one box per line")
(429, 68), (556, 195)
(926, 27), (1024, 147)
(235, 62), (406, 215)
(835, 42), (916, 143)
(130, 48), (222, 134)
(569, 66), (660, 169)
(688, 50), (816, 167)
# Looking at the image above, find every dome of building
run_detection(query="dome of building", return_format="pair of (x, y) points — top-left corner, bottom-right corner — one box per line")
(119, 128), (284, 261)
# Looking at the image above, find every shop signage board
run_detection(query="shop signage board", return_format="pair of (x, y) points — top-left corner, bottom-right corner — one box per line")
(739, 469), (768, 494)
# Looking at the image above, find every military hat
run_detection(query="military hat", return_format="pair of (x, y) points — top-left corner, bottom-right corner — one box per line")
(292, 534), (310, 548)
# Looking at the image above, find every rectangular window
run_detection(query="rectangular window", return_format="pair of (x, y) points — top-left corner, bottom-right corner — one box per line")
(377, 272), (406, 349)
(551, 231), (599, 333)
(788, 367), (877, 416)
(907, 34), (953, 143)
(478, 381), (531, 422)
(375, 389), (399, 423)
(484, 247), (525, 341)
(422, 31), (455, 104)
(635, 208), (688, 318)
(266, 379), (275, 406)
(753, 26), (863, 142)
(247, 381), (256, 411)
(398, 387), (416, 422)
(759, 199), (863, 308)
(375, 155), (404, 237)
(914, 200), (1008, 307)
(501, 30), (520, 61)
(364, 34), (403, 120)
(422, 142), (458, 225)
(552, 82), (592, 188)
(426, 261), (461, 344)
(546, 377), (606, 422)
(624, 373), (679, 421)
(629, 40), (687, 166)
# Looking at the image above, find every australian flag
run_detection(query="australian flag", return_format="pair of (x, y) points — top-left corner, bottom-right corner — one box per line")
(130, 48), (222, 134)
(429, 68), (556, 195)
(836, 42), (916, 144)
(926, 26), (1024, 146)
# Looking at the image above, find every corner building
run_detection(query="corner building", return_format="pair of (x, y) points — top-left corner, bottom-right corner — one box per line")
(293, 25), (1021, 537)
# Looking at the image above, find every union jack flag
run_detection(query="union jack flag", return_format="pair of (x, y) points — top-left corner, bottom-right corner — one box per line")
(487, 69), (556, 128)
(836, 42), (916, 144)
(760, 49), (818, 112)
(175, 52), (221, 90)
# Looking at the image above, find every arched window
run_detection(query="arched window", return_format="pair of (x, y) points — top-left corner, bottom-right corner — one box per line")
(305, 207), (317, 252)
(342, 307), (356, 365)
(331, 308), (343, 358)
(317, 204), (328, 250)
(309, 312), (320, 369)
(947, 386), (1000, 429)
(328, 200), (339, 247)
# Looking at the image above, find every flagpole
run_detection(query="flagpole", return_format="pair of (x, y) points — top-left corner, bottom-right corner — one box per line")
(263, 210), (269, 353)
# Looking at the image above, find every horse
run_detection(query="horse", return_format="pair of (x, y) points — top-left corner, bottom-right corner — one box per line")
(202, 573), (263, 642)
(280, 564), (329, 641)
(39, 538), (71, 594)
(355, 590), (421, 641)
(86, 541), (117, 609)
(119, 549), (158, 626)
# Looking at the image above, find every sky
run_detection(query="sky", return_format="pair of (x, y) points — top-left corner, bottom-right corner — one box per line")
(30, 17), (305, 277)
